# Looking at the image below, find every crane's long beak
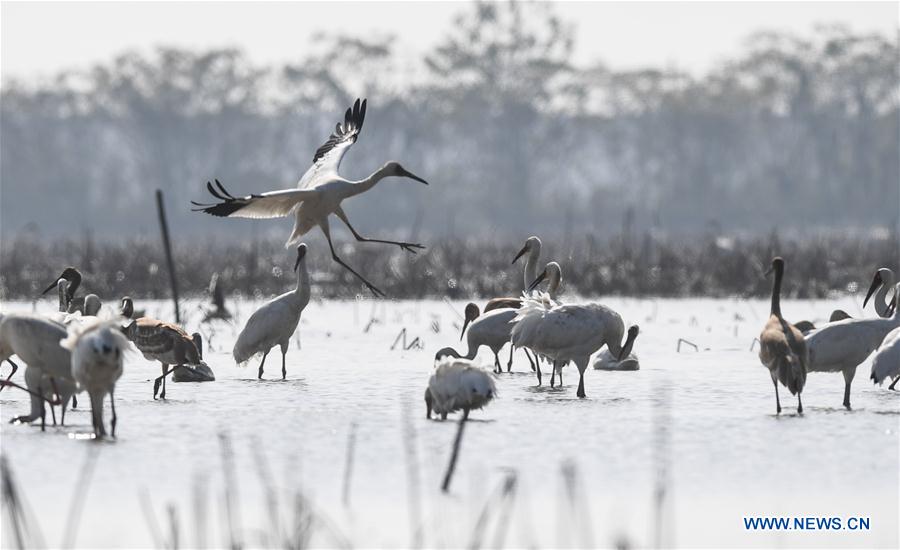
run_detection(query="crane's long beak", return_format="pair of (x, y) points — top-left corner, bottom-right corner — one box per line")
(40, 278), (61, 296)
(460, 318), (471, 341)
(399, 167), (428, 185)
(527, 270), (548, 292)
(512, 245), (528, 264)
(863, 272), (883, 309)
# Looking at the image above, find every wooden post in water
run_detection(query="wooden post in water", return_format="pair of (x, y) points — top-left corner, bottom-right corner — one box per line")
(155, 190), (180, 323)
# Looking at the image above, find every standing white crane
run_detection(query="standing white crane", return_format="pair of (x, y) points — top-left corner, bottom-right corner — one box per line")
(0, 313), (78, 428)
(863, 268), (896, 318)
(870, 327), (900, 389)
(40, 267), (101, 314)
(511, 298), (639, 398)
(758, 257), (807, 415)
(482, 236), (544, 312)
(234, 244), (311, 379)
(804, 282), (900, 409)
(525, 261), (563, 303)
(437, 304), (519, 374)
(424, 356), (497, 420)
(60, 321), (129, 438)
(192, 98), (428, 296)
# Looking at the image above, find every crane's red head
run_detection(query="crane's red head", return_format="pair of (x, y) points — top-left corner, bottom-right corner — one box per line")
(765, 257), (784, 278)
(512, 236), (540, 264)
(41, 266), (82, 300)
(460, 303), (480, 341)
(863, 268), (890, 309)
(384, 161), (428, 185)
(294, 244), (308, 272)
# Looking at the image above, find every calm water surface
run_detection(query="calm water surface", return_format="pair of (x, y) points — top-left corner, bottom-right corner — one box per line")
(1, 297), (897, 548)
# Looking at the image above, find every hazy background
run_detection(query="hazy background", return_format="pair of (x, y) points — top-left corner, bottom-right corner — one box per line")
(1, 1), (898, 298)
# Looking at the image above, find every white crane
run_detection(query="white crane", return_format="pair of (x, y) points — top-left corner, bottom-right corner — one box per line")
(511, 298), (639, 398)
(483, 236), (544, 312)
(474, 259), (563, 373)
(863, 268), (896, 318)
(758, 257), (807, 414)
(60, 321), (130, 438)
(593, 349), (640, 371)
(804, 282), (900, 409)
(234, 244), (311, 379)
(0, 313), (78, 427)
(870, 327), (900, 389)
(193, 98), (428, 297)
(40, 267), (101, 315)
(525, 261), (563, 302)
(424, 356), (496, 420)
(437, 304), (519, 374)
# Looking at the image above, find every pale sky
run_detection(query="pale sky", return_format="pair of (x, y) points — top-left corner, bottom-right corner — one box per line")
(1, 1), (897, 81)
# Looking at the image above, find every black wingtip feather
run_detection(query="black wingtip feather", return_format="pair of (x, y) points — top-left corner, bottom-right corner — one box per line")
(192, 179), (249, 217)
(312, 97), (368, 164)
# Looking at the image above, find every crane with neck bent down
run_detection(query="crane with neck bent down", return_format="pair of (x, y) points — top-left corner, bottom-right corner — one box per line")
(192, 98), (429, 297)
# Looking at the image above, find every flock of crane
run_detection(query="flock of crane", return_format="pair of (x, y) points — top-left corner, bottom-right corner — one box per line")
(1, 98), (899, 440)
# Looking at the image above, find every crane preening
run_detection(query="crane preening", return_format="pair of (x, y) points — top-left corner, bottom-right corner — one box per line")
(192, 98), (429, 297)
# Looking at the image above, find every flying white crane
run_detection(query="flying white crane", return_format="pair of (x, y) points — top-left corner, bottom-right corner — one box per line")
(870, 326), (900, 389)
(193, 98), (428, 297)
(863, 268), (896, 318)
(424, 356), (497, 420)
(437, 304), (519, 374)
(0, 313), (78, 427)
(511, 298), (639, 398)
(234, 244), (311, 379)
(804, 282), (900, 409)
(758, 257), (807, 415)
(61, 321), (130, 438)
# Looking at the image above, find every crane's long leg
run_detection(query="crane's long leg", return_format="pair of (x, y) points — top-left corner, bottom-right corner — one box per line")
(72, 394), (78, 409)
(280, 344), (287, 380)
(335, 207), (425, 254)
(535, 357), (542, 386)
(550, 361), (556, 388)
(0, 359), (18, 393)
(507, 345), (514, 372)
(772, 375), (781, 415)
(154, 363), (173, 399)
(258, 351), (269, 379)
(523, 349), (536, 372)
(797, 391), (803, 415)
(889, 376), (900, 391)
(493, 352), (501, 374)
(842, 367), (855, 410)
(110, 388), (118, 438)
(320, 219), (386, 297)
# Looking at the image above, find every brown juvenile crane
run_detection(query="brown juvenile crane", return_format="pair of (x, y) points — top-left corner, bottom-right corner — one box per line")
(758, 257), (808, 415)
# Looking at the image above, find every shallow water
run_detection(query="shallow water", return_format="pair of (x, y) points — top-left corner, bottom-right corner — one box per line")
(1, 296), (897, 548)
